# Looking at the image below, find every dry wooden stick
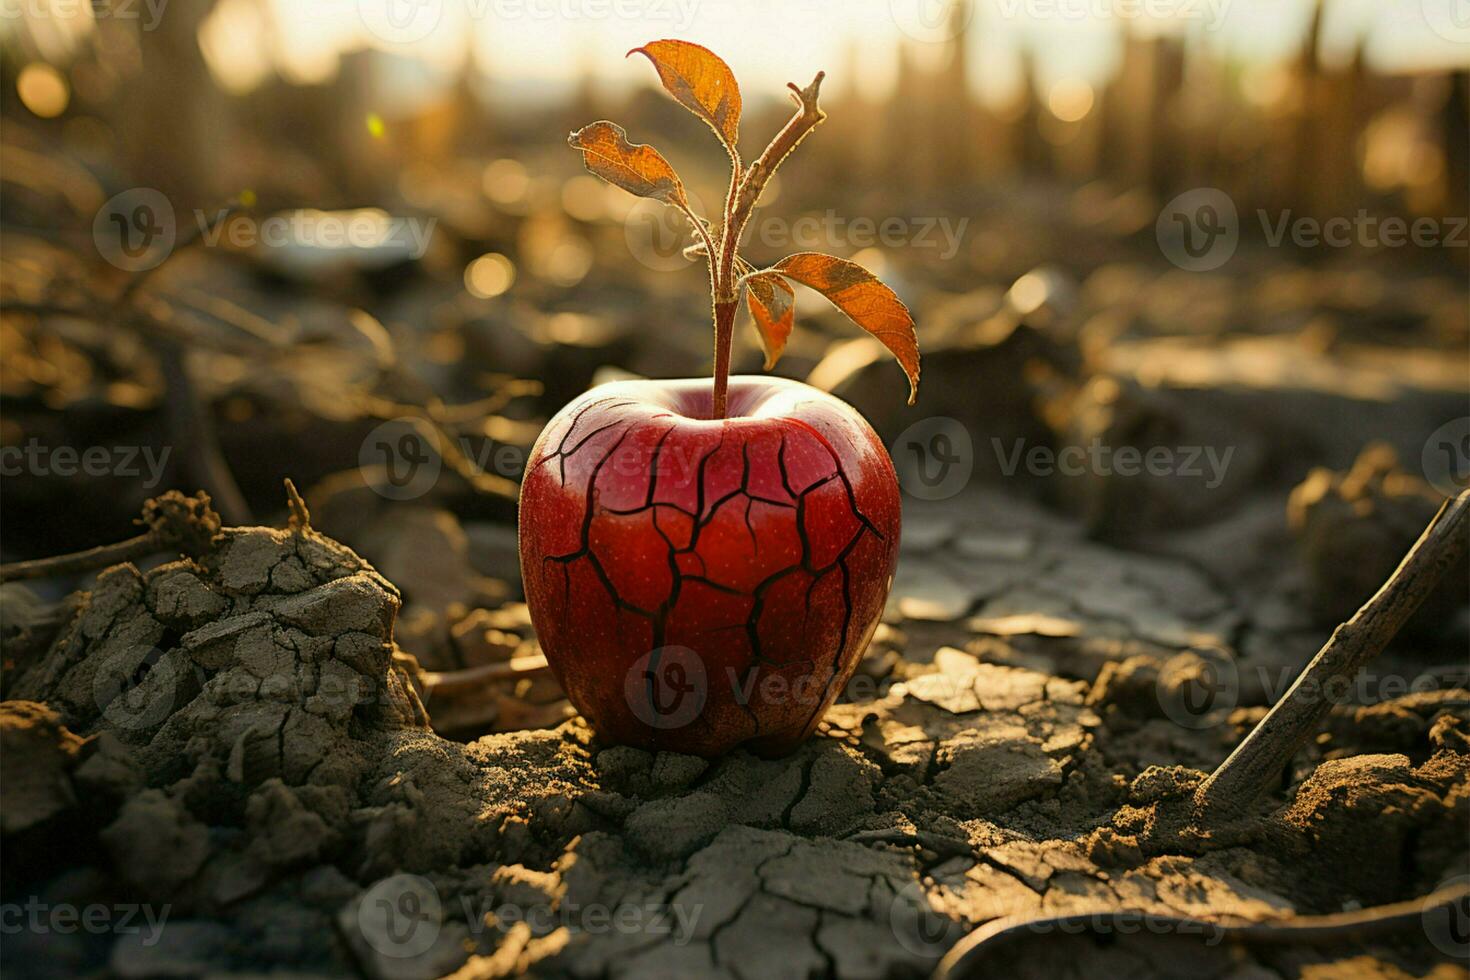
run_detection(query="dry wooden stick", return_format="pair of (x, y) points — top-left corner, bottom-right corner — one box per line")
(4, 202), (255, 523)
(0, 491), (220, 583)
(726, 72), (827, 251)
(936, 883), (1470, 978)
(421, 655), (551, 696)
(153, 338), (251, 524)
(1194, 489), (1469, 822)
(710, 71), (826, 420)
(0, 536), (169, 584)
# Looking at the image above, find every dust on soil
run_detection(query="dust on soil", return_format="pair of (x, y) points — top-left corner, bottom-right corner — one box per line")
(1, 480), (1466, 980)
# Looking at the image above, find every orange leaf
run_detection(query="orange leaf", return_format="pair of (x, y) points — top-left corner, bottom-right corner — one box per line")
(568, 121), (688, 209)
(774, 253), (920, 404)
(629, 39), (741, 157)
(745, 272), (796, 370)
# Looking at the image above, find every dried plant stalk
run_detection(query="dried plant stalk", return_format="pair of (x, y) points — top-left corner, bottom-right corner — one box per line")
(1194, 489), (1469, 822)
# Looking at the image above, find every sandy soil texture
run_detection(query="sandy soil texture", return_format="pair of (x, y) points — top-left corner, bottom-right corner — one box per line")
(2, 481), (1466, 980)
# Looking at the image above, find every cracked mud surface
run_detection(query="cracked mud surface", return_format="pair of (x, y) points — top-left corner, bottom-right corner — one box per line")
(2, 487), (1467, 980)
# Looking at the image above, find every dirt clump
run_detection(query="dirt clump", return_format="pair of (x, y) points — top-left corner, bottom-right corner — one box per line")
(1, 494), (1466, 978)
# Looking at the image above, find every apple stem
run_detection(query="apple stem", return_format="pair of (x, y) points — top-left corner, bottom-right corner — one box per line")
(704, 72), (826, 421)
(711, 298), (737, 420)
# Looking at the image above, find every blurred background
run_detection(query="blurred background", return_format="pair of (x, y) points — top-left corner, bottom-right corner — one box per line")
(2, 0), (1466, 730)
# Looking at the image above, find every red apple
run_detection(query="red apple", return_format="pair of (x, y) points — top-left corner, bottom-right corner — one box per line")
(536, 41), (921, 755)
(519, 376), (901, 757)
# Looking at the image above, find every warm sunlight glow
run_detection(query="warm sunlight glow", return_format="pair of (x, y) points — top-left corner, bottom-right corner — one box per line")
(199, 0), (273, 95)
(164, 0), (1461, 103)
(17, 64), (69, 119)
(483, 159), (531, 208)
(1047, 78), (1094, 123)
(465, 253), (517, 299)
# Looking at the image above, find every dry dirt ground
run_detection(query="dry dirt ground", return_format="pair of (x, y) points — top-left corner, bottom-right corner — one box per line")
(1, 485), (1466, 979)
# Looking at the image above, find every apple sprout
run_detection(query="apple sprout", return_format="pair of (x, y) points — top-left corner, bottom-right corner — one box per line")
(568, 39), (920, 419)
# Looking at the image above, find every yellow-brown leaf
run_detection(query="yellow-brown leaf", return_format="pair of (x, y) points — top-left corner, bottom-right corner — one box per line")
(745, 272), (796, 370)
(774, 252), (920, 404)
(629, 39), (741, 156)
(568, 121), (688, 209)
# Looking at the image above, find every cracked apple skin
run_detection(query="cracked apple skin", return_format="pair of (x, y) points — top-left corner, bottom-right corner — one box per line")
(519, 376), (901, 757)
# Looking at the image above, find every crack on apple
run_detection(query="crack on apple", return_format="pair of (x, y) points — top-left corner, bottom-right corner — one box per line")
(534, 414), (886, 748)
(536, 396), (641, 484)
(693, 429), (728, 522)
(544, 426), (657, 621)
(784, 418), (885, 542)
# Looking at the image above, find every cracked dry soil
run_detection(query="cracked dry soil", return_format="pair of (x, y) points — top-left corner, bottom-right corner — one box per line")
(1, 494), (1467, 980)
